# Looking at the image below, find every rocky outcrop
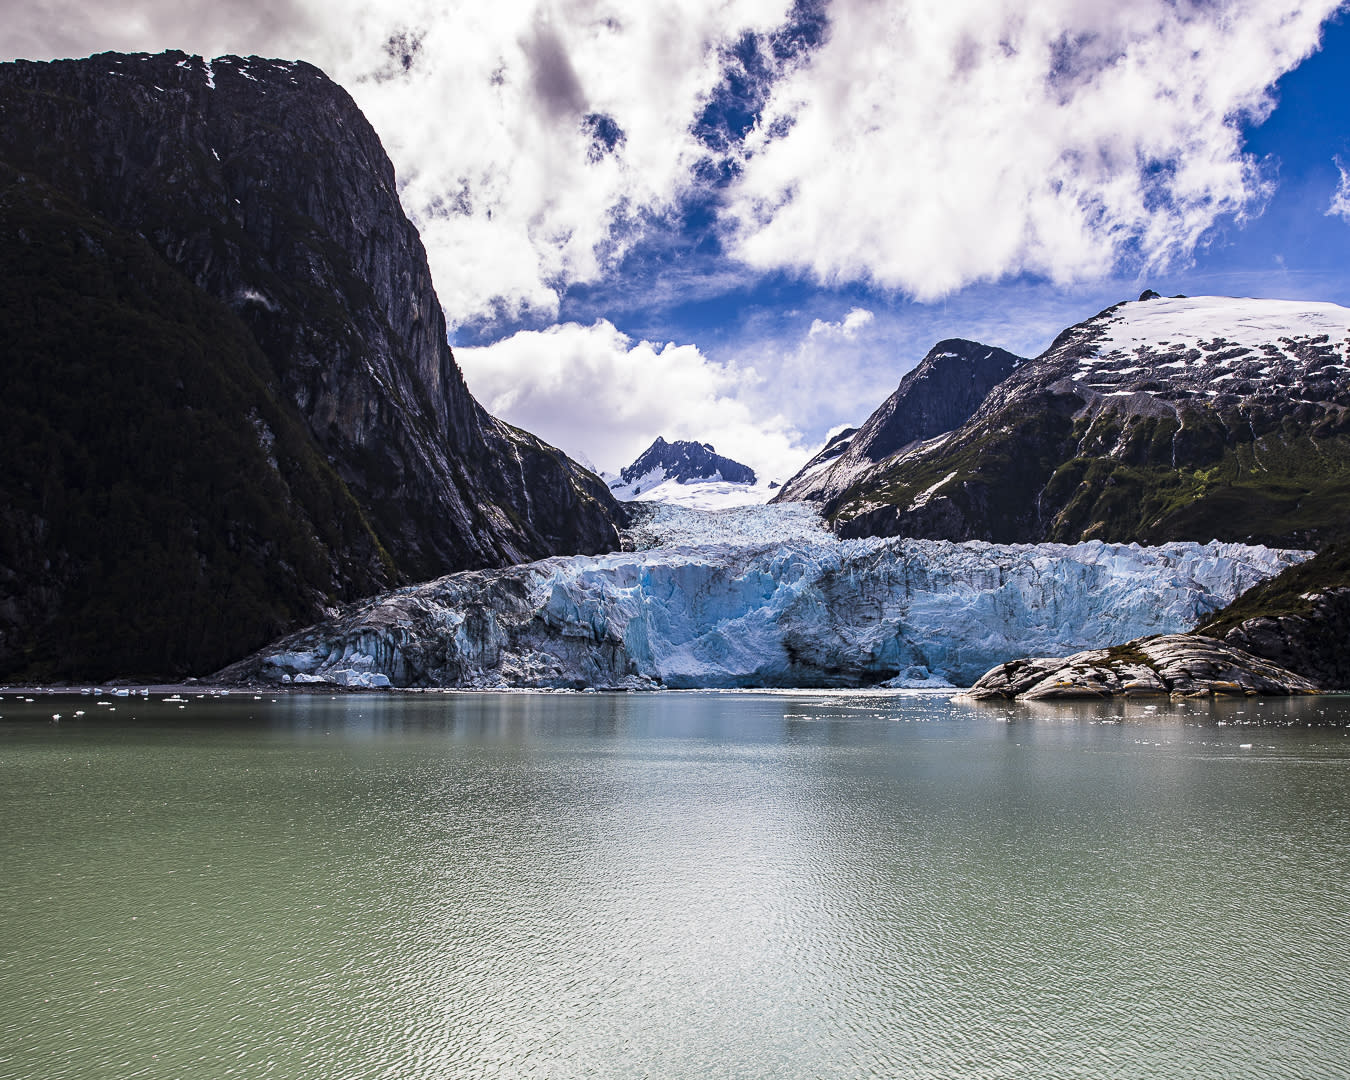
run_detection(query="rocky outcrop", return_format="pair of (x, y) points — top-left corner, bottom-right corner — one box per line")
(1192, 544), (1350, 689)
(774, 339), (1023, 507)
(0, 51), (618, 680)
(794, 295), (1350, 551)
(963, 634), (1320, 701)
(214, 536), (1307, 690)
(1213, 589), (1350, 690)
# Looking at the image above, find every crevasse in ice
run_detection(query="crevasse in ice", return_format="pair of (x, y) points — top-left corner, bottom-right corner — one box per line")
(245, 509), (1308, 689)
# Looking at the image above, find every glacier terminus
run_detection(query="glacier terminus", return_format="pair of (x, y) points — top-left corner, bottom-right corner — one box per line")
(221, 507), (1309, 690)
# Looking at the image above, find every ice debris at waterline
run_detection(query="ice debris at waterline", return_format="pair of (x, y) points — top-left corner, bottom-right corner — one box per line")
(217, 537), (1310, 690)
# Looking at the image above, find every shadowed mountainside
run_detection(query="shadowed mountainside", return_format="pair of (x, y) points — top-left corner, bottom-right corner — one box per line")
(0, 51), (619, 680)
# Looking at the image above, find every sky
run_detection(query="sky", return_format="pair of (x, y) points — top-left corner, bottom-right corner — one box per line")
(7, 0), (1350, 483)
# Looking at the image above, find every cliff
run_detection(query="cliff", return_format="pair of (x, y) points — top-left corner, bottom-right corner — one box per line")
(0, 51), (619, 680)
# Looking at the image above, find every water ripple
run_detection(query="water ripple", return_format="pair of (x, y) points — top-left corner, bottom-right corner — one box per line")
(1, 692), (1348, 1079)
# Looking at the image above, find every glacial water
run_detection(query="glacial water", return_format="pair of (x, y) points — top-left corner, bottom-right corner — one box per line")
(2, 690), (1348, 1080)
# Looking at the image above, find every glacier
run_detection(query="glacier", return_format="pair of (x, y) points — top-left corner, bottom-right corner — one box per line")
(222, 525), (1310, 690)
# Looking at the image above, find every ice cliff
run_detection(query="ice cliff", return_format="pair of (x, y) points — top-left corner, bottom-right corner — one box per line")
(219, 518), (1309, 689)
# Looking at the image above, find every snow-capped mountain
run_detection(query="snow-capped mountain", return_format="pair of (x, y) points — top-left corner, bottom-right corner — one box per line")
(607, 437), (772, 508)
(220, 515), (1308, 689)
(781, 293), (1350, 551)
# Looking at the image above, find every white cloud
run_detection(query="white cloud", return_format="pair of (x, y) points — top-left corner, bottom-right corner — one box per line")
(1328, 156), (1350, 223)
(809, 306), (873, 339)
(456, 319), (811, 482)
(7, 2), (1341, 321)
(724, 0), (1340, 299)
(323, 0), (804, 328)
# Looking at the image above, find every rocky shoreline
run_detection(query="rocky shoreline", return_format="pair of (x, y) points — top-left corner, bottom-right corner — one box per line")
(962, 634), (1320, 701)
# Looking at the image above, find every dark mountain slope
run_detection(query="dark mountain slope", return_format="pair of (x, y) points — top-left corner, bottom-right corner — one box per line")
(813, 295), (1350, 549)
(0, 164), (392, 678)
(0, 51), (618, 679)
(773, 339), (1024, 508)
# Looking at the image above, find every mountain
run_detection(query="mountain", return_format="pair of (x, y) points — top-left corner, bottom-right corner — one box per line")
(774, 339), (1024, 505)
(218, 534), (1306, 690)
(0, 51), (618, 680)
(786, 294), (1350, 550)
(607, 437), (764, 508)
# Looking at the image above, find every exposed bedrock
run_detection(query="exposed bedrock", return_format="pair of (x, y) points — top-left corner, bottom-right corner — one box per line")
(963, 634), (1320, 701)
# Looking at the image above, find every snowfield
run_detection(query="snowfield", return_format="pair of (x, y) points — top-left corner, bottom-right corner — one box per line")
(1092, 296), (1350, 356)
(606, 474), (777, 508)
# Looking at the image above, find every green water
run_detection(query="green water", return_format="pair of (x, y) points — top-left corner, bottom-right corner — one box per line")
(2, 690), (1348, 1079)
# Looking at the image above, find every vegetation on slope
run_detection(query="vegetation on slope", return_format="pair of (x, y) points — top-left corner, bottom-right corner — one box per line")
(832, 395), (1350, 550)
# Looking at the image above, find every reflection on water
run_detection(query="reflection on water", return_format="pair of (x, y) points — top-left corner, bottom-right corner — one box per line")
(2, 691), (1348, 1079)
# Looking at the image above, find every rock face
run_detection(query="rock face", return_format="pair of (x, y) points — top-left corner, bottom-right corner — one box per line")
(610, 438), (757, 497)
(775, 339), (1023, 506)
(789, 294), (1350, 551)
(964, 635), (1320, 700)
(1193, 543), (1350, 689)
(216, 535), (1307, 690)
(1213, 591), (1350, 691)
(0, 51), (618, 679)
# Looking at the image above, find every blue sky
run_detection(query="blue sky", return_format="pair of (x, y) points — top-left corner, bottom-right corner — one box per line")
(7, 0), (1350, 481)
(555, 6), (1350, 359)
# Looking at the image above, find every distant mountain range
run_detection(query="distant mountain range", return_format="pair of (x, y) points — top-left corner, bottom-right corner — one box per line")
(0, 51), (619, 680)
(607, 437), (765, 509)
(778, 292), (1350, 551)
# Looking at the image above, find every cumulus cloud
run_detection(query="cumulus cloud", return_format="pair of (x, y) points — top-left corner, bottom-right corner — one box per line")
(1328, 156), (1350, 223)
(455, 305), (979, 482)
(809, 306), (873, 339)
(456, 320), (811, 482)
(8, 2), (1342, 334)
(723, 0), (1340, 299)
(335, 0), (799, 328)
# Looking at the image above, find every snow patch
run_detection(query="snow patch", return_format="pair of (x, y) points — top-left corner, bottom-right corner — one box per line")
(1094, 296), (1350, 356)
(908, 471), (958, 512)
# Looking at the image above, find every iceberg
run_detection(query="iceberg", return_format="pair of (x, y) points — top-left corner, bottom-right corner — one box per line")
(223, 535), (1310, 690)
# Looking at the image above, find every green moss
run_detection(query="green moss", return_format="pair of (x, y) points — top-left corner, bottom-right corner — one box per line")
(1104, 642), (1155, 668)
